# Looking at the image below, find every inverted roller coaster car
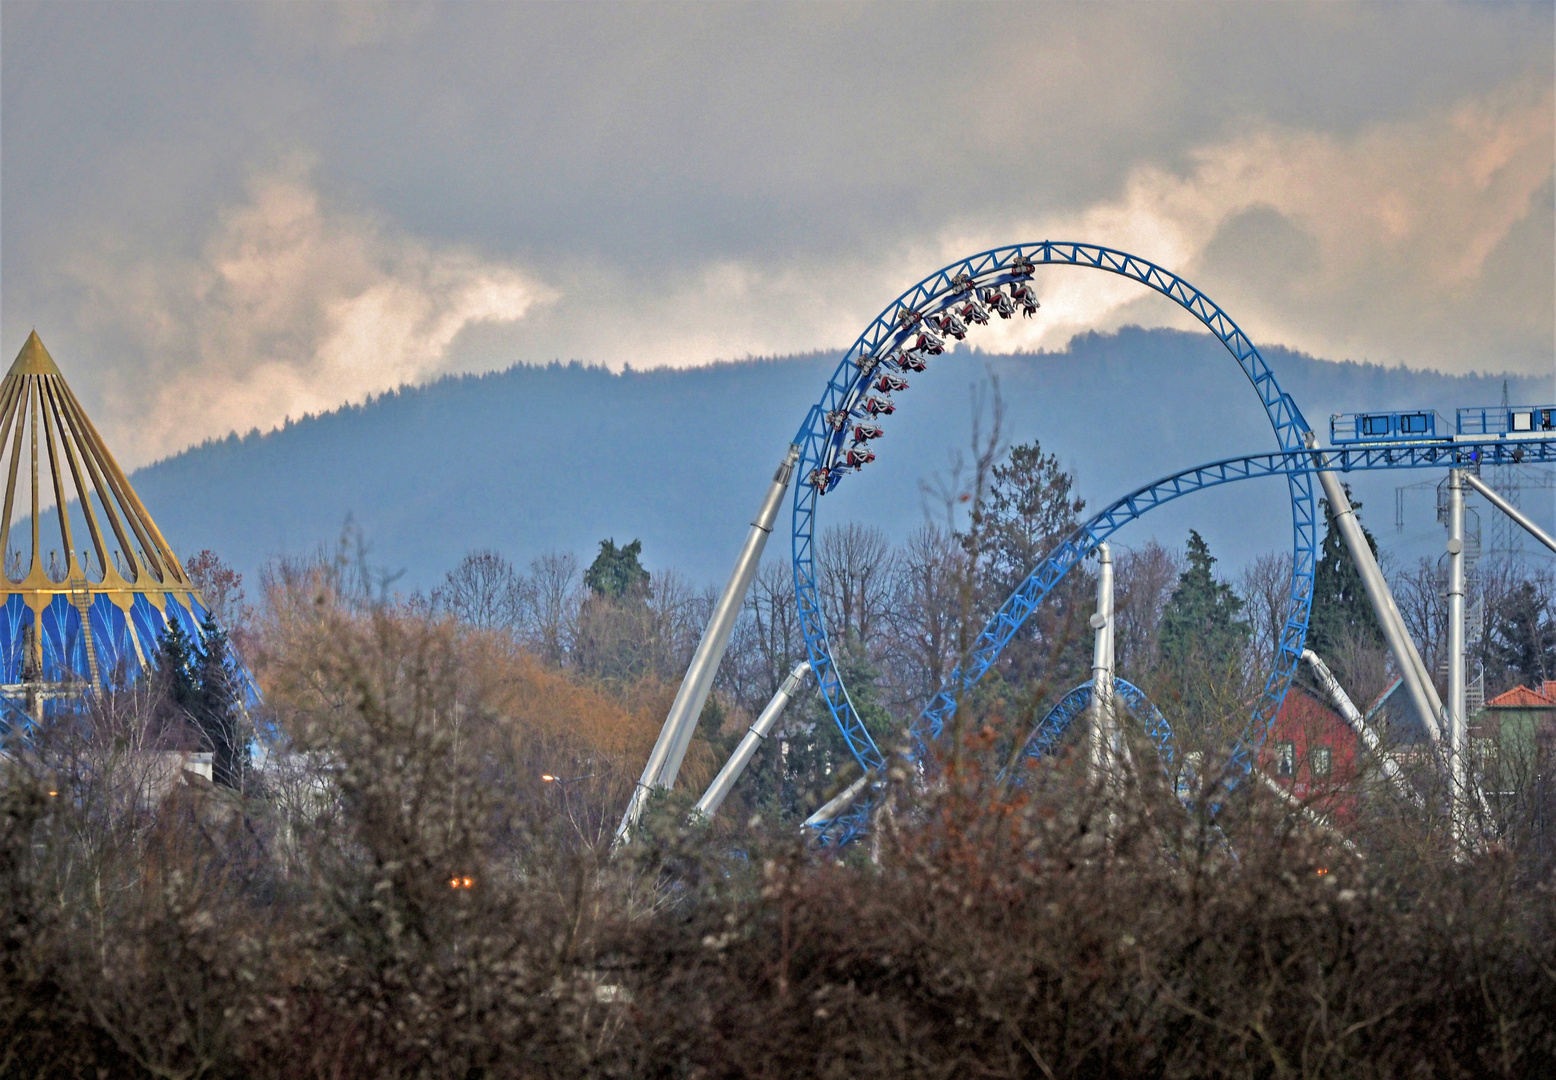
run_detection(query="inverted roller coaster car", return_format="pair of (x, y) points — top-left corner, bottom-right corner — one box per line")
(896, 351), (927, 373)
(982, 287), (1016, 319)
(841, 447), (876, 469)
(911, 330), (945, 355)
(852, 423), (884, 444)
(874, 373), (910, 393)
(958, 299), (990, 326)
(1010, 282), (1040, 317)
(861, 396), (895, 416)
(929, 311), (968, 339)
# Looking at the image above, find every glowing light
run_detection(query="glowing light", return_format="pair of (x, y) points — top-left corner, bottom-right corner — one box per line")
(1316, 868), (1329, 876)
(542, 774), (557, 782)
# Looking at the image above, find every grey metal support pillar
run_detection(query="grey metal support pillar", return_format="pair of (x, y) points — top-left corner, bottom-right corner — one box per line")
(802, 773), (870, 830)
(616, 444), (800, 843)
(1301, 649), (1419, 806)
(1087, 543), (1115, 786)
(1462, 470), (1556, 555)
(693, 660), (810, 819)
(1314, 463), (1443, 742)
(1446, 469), (1468, 849)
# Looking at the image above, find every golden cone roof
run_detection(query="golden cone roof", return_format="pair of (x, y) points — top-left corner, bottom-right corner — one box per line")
(0, 333), (192, 599)
(10, 330), (63, 377)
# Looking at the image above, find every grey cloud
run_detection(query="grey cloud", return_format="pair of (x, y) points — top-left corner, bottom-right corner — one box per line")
(2, 1), (1551, 466)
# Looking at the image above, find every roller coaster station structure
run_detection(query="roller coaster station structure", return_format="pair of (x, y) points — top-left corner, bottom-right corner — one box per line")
(618, 242), (1556, 852)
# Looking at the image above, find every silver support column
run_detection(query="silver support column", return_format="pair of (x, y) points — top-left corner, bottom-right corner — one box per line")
(1446, 469), (1468, 850)
(1258, 771), (1362, 856)
(802, 773), (871, 830)
(616, 444), (800, 842)
(693, 660), (810, 819)
(1313, 460), (1444, 742)
(1301, 649), (1419, 806)
(1087, 543), (1116, 787)
(1462, 470), (1556, 555)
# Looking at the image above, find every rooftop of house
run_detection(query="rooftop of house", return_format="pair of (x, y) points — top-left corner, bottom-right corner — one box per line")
(1486, 683), (1556, 710)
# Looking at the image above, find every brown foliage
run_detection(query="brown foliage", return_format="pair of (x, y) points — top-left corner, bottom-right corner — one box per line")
(3, 571), (1554, 1079)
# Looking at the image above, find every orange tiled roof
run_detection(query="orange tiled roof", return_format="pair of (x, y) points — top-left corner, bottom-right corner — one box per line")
(1543, 680), (1556, 700)
(1486, 684), (1556, 709)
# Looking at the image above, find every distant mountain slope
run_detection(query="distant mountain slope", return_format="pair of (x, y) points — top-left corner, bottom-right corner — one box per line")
(130, 328), (1554, 591)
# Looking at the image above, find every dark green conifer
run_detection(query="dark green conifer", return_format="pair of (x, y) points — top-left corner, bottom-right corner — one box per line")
(1308, 484), (1384, 659)
(196, 612), (246, 788)
(584, 538), (651, 599)
(1156, 530), (1251, 731)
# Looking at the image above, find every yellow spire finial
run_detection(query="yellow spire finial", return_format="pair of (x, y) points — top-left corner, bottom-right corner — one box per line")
(8, 331), (62, 378)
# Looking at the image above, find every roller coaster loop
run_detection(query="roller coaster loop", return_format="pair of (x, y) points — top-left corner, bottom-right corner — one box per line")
(791, 243), (1318, 799)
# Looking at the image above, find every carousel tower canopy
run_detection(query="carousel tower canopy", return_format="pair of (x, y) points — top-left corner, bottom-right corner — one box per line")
(0, 331), (209, 686)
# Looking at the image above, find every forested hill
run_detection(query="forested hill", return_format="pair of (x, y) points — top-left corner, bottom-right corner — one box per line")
(131, 328), (1554, 592)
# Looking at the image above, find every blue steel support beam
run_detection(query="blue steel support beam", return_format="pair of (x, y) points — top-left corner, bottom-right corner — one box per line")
(804, 437), (1554, 841)
(915, 437), (1556, 762)
(1021, 677), (1175, 773)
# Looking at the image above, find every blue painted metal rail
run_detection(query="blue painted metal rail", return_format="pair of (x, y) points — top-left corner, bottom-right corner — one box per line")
(809, 434), (1555, 840)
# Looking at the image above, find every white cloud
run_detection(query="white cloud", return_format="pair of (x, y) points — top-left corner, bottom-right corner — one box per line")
(483, 77), (1550, 382)
(66, 163), (553, 464)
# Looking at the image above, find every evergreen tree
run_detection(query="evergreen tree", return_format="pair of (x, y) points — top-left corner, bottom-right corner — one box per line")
(967, 440), (1085, 599)
(156, 616), (199, 716)
(155, 614), (248, 789)
(964, 440), (1092, 696)
(576, 539), (654, 681)
(1488, 580), (1556, 690)
(584, 538), (650, 599)
(196, 612), (247, 789)
(1309, 484), (1384, 659)
(1156, 531), (1251, 730)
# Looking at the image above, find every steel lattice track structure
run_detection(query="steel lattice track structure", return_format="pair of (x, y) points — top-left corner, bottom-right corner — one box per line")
(788, 242), (1556, 841)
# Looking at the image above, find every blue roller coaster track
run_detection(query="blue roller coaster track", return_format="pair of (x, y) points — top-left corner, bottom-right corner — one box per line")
(1021, 677), (1174, 770)
(788, 241), (1556, 841)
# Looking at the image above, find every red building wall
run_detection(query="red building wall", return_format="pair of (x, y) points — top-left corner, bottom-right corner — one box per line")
(1259, 686), (1361, 826)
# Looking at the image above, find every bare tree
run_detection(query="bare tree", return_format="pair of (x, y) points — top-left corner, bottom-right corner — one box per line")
(1113, 540), (1183, 675)
(817, 522), (893, 647)
(522, 550), (581, 666)
(185, 549), (254, 642)
(886, 523), (969, 709)
(433, 549), (527, 632)
(1237, 550), (1294, 674)
(1394, 556), (1447, 684)
(644, 568), (702, 679)
(724, 557), (807, 716)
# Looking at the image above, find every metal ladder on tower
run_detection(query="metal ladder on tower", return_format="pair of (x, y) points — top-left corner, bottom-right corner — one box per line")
(66, 568), (100, 686)
(1435, 477), (1484, 715)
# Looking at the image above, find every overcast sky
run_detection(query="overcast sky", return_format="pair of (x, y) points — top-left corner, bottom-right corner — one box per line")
(3, 2), (1552, 468)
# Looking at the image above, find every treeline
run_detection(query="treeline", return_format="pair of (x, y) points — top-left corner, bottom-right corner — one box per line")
(398, 439), (1554, 830)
